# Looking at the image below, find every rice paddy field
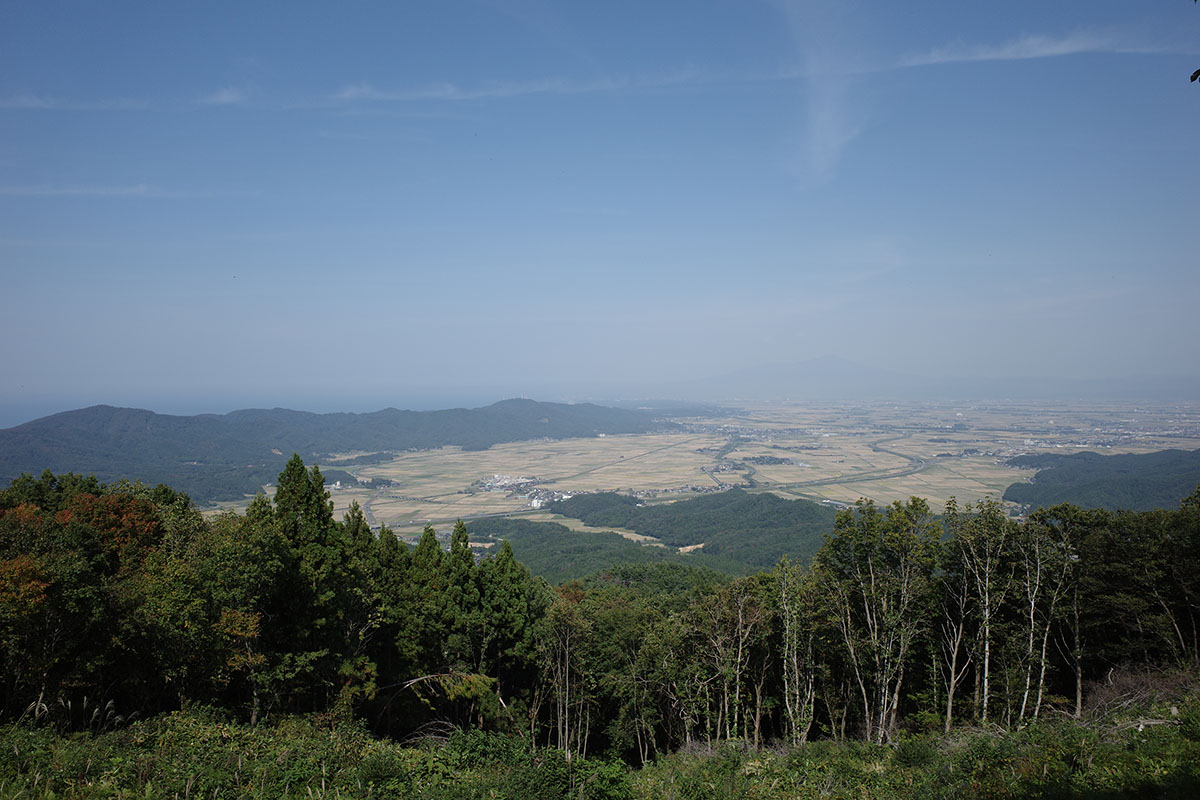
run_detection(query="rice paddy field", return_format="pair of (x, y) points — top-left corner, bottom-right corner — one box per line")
(302, 400), (1200, 533)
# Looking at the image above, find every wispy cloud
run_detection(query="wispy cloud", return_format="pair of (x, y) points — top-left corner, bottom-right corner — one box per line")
(197, 86), (249, 106)
(0, 184), (183, 198)
(780, 0), (869, 182)
(776, 22), (1172, 179)
(900, 31), (1163, 68)
(333, 68), (702, 104)
(0, 93), (57, 109)
(801, 74), (864, 182)
(0, 93), (146, 110)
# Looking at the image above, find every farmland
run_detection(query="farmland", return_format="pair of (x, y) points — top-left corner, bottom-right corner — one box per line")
(309, 400), (1200, 535)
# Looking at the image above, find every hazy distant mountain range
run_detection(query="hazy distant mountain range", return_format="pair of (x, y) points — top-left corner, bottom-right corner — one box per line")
(0, 399), (664, 503)
(674, 356), (1200, 402)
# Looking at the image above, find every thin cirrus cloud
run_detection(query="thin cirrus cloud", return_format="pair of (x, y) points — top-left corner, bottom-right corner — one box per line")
(800, 74), (863, 182)
(0, 93), (58, 109)
(779, 0), (869, 184)
(196, 87), (249, 106)
(0, 93), (147, 110)
(333, 68), (703, 103)
(898, 30), (1165, 68)
(0, 184), (183, 198)
(788, 27), (1171, 181)
(334, 79), (570, 102)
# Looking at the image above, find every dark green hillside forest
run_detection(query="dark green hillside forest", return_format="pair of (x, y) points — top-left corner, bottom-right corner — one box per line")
(1004, 448), (1200, 511)
(3, 460), (1200, 798)
(466, 517), (754, 583)
(552, 488), (836, 567)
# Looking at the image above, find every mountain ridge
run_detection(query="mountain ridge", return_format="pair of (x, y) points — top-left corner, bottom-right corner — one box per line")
(0, 399), (665, 503)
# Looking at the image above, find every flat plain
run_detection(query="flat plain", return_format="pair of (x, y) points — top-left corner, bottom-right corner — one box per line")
(303, 400), (1200, 536)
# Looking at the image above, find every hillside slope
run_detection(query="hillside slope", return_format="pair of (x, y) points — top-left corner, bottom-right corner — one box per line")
(0, 399), (665, 503)
(551, 488), (836, 568)
(1004, 448), (1200, 511)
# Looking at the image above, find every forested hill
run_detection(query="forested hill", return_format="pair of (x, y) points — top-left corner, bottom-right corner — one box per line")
(464, 516), (754, 584)
(0, 399), (664, 503)
(551, 488), (837, 568)
(1003, 448), (1200, 511)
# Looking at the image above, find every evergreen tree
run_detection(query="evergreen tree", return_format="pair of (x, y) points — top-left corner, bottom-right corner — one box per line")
(443, 520), (484, 672)
(409, 525), (447, 672)
(480, 539), (546, 706)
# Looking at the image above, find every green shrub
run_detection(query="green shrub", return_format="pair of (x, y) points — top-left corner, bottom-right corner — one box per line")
(892, 734), (938, 768)
(7, 706), (1200, 800)
(574, 756), (633, 800)
(1178, 695), (1200, 742)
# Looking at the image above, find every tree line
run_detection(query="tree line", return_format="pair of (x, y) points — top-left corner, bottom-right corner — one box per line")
(1, 456), (1198, 763)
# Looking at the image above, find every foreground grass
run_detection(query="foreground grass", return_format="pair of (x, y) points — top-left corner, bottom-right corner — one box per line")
(0, 712), (628, 800)
(636, 722), (1200, 800)
(3, 704), (1200, 799)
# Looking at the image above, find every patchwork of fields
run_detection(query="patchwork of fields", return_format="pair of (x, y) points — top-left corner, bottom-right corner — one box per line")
(305, 400), (1200, 536)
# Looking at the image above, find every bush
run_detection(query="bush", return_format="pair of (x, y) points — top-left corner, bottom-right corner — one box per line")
(892, 734), (938, 768)
(574, 757), (633, 800)
(1178, 694), (1200, 742)
(6, 706), (1200, 800)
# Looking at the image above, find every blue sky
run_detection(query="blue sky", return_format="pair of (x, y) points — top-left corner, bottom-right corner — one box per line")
(2, 1), (1198, 424)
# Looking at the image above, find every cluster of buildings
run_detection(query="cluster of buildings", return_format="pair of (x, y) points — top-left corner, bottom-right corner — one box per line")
(526, 487), (575, 509)
(703, 461), (748, 474)
(630, 484), (731, 499)
(468, 473), (544, 494)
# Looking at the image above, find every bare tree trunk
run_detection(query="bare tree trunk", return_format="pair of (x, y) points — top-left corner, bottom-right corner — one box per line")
(887, 663), (905, 741)
(1073, 588), (1083, 718)
(943, 635), (967, 734)
(981, 590), (995, 723)
(753, 671), (766, 749)
(941, 593), (971, 734)
(1018, 556), (1040, 724)
(780, 562), (816, 745)
(1034, 620), (1052, 719)
(973, 664), (981, 723)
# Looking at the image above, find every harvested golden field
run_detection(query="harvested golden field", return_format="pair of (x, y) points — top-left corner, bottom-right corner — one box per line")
(281, 400), (1200, 526)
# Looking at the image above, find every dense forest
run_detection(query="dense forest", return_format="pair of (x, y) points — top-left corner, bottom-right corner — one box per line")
(551, 489), (836, 568)
(464, 517), (751, 584)
(0, 400), (665, 503)
(3, 460), (1200, 797)
(1004, 448), (1200, 511)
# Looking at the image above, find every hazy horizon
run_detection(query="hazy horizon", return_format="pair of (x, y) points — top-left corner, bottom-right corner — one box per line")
(4, 2), (1199, 429)
(5, 352), (1200, 430)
